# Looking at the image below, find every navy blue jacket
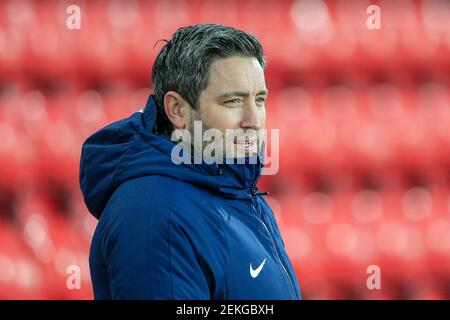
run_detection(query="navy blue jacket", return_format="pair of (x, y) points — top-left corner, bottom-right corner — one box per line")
(80, 95), (301, 300)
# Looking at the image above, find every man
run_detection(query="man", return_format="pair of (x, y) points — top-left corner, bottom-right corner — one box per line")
(80, 24), (301, 300)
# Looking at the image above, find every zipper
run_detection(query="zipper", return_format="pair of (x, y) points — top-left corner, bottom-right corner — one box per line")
(250, 175), (261, 196)
(259, 218), (297, 299)
(251, 194), (297, 299)
(249, 169), (297, 298)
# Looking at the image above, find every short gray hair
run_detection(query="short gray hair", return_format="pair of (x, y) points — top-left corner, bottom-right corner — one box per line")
(151, 24), (266, 135)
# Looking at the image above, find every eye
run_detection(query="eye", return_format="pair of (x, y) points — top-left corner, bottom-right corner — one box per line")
(225, 98), (242, 105)
(256, 97), (266, 104)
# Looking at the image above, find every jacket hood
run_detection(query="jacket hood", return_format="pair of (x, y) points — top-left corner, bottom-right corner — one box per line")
(79, 95), (265, 219)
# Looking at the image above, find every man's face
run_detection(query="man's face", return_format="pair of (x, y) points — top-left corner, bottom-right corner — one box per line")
(187, 56), (268, 159)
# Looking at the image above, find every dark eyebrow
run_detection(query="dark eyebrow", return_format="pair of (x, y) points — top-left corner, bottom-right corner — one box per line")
(218, 90), (268, 100)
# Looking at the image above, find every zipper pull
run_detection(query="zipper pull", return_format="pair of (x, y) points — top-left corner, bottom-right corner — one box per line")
(251, 188), (269, 196)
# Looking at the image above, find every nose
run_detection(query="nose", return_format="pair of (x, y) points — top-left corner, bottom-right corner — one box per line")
(240, 102), (262, 130)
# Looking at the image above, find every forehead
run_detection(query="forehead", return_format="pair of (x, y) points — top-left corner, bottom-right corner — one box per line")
(205, 56), (266, 93)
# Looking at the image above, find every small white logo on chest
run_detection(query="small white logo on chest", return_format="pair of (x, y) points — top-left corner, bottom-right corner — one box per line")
(250, 258), (267, 278)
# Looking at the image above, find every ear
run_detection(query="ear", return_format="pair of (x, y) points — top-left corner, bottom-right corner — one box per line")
(163, 91), (190, 129)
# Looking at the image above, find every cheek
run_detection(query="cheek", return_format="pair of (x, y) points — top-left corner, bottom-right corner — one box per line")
(202, 107), (243, 130)
(200, 105), (267, 130)
(259, 108), (267, 126)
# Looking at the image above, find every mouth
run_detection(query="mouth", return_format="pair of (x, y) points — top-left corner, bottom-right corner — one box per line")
(233, 136), (257, 147)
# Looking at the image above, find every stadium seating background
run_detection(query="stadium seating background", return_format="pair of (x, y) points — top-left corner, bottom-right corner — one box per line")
(0, 0), (449, 299)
